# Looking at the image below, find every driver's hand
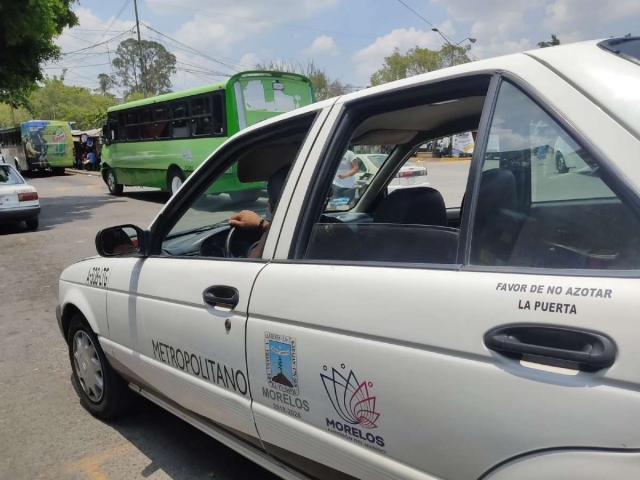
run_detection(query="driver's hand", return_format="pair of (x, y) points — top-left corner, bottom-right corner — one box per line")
(229, 210), (262, 229)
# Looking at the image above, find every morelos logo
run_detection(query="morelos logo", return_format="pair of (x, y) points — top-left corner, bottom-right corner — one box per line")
(321, 364), (385, 450)
(265, 332), (298, 395)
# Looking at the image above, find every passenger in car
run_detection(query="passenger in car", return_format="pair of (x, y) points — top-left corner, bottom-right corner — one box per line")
(229, 165), (290, 258)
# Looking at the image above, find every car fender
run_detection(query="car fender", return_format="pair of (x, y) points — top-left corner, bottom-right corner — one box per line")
(59, 257), (115, 340)
(482, 448), (640, 480)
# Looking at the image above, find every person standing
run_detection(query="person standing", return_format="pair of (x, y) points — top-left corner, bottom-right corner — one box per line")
(87, 150), (97, 171)
(332, 148), (359, 202)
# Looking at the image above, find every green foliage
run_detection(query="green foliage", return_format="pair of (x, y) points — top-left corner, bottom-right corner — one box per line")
(27, 76), (117, 130)
(124, 91), (153, 103)
(538, 34), (561, 48)
(256, 59), (351, 101)
(112, 38), (177, 97)
(0, 103), (32, 128)
(0, 0), (78, 96)
(370, 45), (472, 86)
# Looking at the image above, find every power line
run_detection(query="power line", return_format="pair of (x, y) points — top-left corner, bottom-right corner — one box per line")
(141, 23), (240, 73)
(60, 30), (134, 56)
(145, 0), (376, 41)
(395, 0), (457, 45)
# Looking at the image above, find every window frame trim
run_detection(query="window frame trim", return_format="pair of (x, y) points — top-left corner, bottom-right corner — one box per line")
(461, 72), (640, 278)
(146, 110), (321, 258)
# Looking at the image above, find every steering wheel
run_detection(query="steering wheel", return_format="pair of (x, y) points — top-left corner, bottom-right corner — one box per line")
(225, 227), (263, 258)
(225, 227), (237, 258)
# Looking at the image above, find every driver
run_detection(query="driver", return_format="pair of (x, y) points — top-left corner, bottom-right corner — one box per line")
(229, 165), (290, 258)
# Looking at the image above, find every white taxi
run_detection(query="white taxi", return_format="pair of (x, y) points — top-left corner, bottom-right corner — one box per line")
(58, 37), (640, 480)
(0, 164), (40, 230)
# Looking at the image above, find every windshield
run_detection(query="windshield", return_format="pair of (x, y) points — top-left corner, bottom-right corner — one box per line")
(236, 76), (314, 128)
(0, 165), (24, 185)
(599, 37), (640, 65)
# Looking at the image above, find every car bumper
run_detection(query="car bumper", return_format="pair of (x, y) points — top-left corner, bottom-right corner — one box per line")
(0, 206), (40, 222)
(56, 304), (64, 337)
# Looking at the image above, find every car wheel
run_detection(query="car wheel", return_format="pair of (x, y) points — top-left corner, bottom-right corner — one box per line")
(556, 152), (569, 174)
(67, 314), (130, 420)
(25, 218), (39, 230)
(229, 189), (262, 203)
(105, 168), (123, 196)
(168, 168), (185, 196)
(52, 167), (65, 176)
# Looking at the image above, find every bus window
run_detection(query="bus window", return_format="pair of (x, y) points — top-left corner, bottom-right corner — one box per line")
(172, 101), (190, 138)
(191, 96), (212, 137)
(153, 105), (170, 139)
(118, 113), (126, 141)
(212, 93), (225, 136)
(126, 111), (139, 141)
(140, 108), (155, 140)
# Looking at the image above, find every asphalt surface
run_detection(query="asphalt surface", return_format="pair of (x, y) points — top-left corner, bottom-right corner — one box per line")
(0, 171), (278, 480)
(0, 160), (471, 480)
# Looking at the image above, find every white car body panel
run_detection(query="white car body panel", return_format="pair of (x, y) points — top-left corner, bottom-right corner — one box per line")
(105, 257), (265, 436)
(0, 165), (39, 214)
(58, 40), (640, 480)
(247, 264), (640, 480)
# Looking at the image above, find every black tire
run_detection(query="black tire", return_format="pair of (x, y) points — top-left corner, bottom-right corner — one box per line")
(52, 167), (65, 175)
(229, 189), (262, 203)
(556, 152), (569, 174)
(105, 168), (123, 196)
(67, 314), (131, 420)
(15, 160), (22, 173)
(25, 218), (39, 230)
(167, 168), (185, 196)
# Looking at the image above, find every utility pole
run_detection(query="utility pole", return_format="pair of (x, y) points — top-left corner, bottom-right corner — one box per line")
(133, 0), (147, 96)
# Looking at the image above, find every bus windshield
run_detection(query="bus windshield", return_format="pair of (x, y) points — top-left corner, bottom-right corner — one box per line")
(235, 75), (314, 127)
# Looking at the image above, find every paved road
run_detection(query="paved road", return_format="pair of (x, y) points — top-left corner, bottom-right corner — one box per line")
(0, 171), (277, 480)
(420, 159), (471, 207)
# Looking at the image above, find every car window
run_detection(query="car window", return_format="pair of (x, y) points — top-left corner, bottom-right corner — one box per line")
(0, 166), (24, 184)
(161, 115), (316, 259)
(326, 146), (393, 211)
(471, 81), (640, 270)
(303, 108), (487, 264)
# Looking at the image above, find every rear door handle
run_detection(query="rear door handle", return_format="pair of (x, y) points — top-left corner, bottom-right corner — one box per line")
(484, 324), (616, 370)
(202, 285), (239, 309)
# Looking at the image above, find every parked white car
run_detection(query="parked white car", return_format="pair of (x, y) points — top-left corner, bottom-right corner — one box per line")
(355, 153), (429, 193)
(58, 37), (640, 480)
(0, 164), (40, 230)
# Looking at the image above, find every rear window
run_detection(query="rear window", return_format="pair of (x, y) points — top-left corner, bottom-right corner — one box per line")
(599, 37), (640, 65)
(0, 166), (24, 185)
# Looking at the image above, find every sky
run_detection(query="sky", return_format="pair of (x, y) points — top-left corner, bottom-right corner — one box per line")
(50, 0), (640, 96)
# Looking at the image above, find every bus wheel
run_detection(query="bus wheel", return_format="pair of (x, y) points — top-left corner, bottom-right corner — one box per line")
(230, 189), (262, 203)
(105, 168), (123, 196)
(168, 168), (185, 196)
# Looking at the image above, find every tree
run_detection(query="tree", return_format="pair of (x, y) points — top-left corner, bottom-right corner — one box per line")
(538, 34), (561, 48)
(96, 73), (116, 96)
(0, 0), (78, 99)
(112, 39), (176, 97)
(28, 75), (117, 129)
(0, 103), (31, 128)
(370, 45), (471, 86)
(256, 59), (351, 101)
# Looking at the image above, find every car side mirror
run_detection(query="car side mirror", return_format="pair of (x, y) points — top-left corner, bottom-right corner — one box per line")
(96, 225), (145, 257)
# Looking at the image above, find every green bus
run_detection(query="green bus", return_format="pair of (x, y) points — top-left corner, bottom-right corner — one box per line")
(0, 120), (75, 175)
(102, 71), (316, 198)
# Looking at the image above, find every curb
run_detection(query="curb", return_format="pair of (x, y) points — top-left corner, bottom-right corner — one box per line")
(68, 168), (101, 177)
